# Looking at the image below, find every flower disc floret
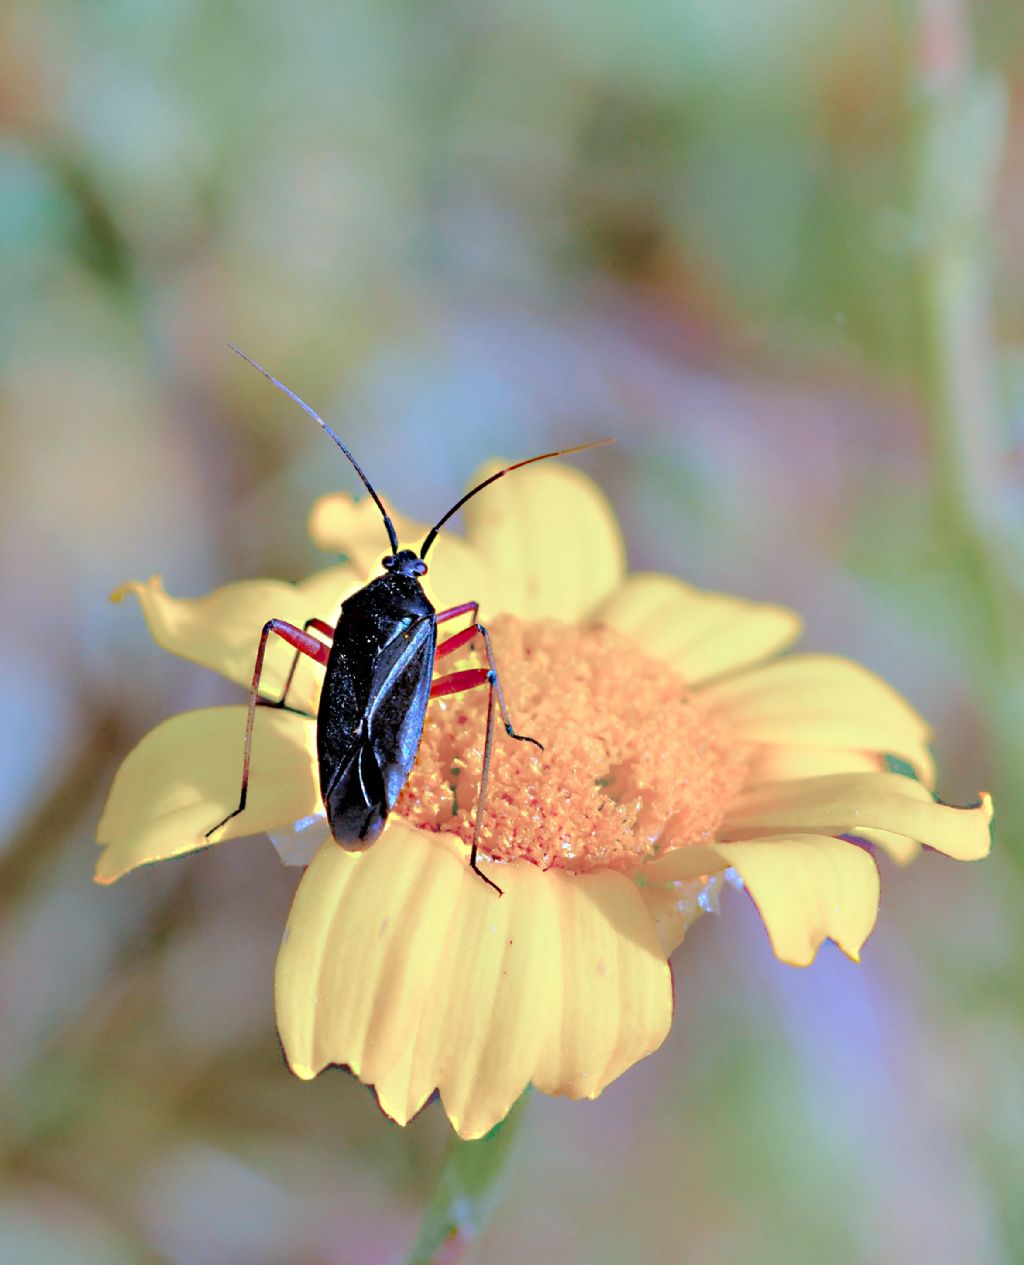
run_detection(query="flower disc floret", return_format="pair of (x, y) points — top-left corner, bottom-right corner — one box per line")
(399, 616), (749, 873)
(96, 458), (993, 1140)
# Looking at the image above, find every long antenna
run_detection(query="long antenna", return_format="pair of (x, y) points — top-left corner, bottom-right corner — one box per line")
(419, 438), (615, 559)
(229, 344), (399, 554)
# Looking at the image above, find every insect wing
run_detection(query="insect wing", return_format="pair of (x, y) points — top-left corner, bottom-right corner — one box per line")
(321, 615), (435, 846)
(364, 615), (436, 810)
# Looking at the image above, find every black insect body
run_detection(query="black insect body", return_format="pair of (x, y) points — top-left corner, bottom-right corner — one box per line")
(207, 348), (607, 893)
(316, 557), (436, 847)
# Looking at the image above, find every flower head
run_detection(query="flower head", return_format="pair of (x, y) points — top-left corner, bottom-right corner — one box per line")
(97, 461), (992, 1139)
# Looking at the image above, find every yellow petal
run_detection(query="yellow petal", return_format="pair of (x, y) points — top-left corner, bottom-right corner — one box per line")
(745, 745), (885, 782)
(528, 867), (671, 1106)
(276, 823), (671, 1139)
(597, 572), (802, 686)
(113, 566), (355, 700)
(849, 828), (921, 866)
(380, 854), (560, 1139)
(95, 707), (319, 883)
(308, 490), (490, 615)
(738, 755), (924, 862)
(722, 773), (993, 861)
(420, 528), (492, 617)
(463, 461), (626, 621)
(308, 490), (424, 565)
(702, 654), (935, 786)
(276, 824), (468, 1107)
(643, 835), (879, 965)
(635, 873), (720, 956)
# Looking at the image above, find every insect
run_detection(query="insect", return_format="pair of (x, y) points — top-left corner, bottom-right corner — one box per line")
(207, 347), (608, 894)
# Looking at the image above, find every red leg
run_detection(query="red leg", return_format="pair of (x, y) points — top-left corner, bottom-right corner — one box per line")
(207, 619), (330, 840)
(307, 618), (335, 638)
(269, 617), (335, 710)
(432, 621), (543, 752)
(430, 667), (490, 697)
(472, 678), (502, 895)
(435, 601), (478, 627)
(435, 623), (481, 660)
(429, 617), (544, 897)
(429, 667), (503, 895)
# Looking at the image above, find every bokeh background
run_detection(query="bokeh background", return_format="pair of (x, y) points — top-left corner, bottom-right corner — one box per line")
(3, 0), (1024, 1261)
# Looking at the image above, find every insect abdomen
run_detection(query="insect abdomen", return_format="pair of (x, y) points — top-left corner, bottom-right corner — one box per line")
(316, 574), (435, 848)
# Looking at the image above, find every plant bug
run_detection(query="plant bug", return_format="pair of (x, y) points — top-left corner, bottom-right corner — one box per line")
(207, 348), (610, 894)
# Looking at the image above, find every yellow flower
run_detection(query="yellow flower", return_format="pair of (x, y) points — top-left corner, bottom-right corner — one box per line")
(96, 462), (992, 1139)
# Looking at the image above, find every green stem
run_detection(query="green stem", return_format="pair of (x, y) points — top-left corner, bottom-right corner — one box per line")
(405, 1091), (531, 1265)
(909, 0), (1024, 842)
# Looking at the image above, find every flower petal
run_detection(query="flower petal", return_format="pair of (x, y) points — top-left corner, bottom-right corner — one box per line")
(597, 572), (802, 685)
(308, 491), (424, 566)
(643, 835), (879, 965)
(847, 828), (921, 866)
(636, 874), (722, 956)
(463, 462), (626, 621)
(721, 773), (993, 861)
(276, 824), (469, 1114)
(528, 867), (671, 1106)
(744, 745), (885, 782)
(95, 707), (318, 884)
(736, 758), (923, 863)
(420, 529), (492, 617)
(702, 654), (935, 786)
(275, 823), (671, 1139)
(377, 851), (560, 1138)
(113, 565), (355, 699)
(308, 491), (489, 615)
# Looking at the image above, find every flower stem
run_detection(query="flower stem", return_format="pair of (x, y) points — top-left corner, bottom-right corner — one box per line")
(909, 0), (1024, 841)
(405, 1091), (531, 1265)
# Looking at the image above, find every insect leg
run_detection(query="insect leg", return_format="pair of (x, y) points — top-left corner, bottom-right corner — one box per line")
(430, 647), (544, 897)
(206, 619), (331, 840)
(434, 622), (543, 752)
(429, 668), (504, 896)
(434, 623), (479, 659)
(434, 600), (478, 627)
(472, 679), (503, 896)
(429, 667), (490, 697)
(268, 617), (335, 710)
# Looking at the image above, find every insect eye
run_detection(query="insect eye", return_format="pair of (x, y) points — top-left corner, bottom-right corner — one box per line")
(414, 560), (428, 576)
(382, 555), (396, 569)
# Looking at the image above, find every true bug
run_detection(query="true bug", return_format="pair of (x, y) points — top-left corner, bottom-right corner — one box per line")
(207, 348), (608, 894)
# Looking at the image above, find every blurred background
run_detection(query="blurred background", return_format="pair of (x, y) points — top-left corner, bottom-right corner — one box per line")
(2, 0), (1023, 1261)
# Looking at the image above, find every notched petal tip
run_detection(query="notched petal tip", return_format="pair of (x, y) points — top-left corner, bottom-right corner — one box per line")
(932, 789), (993, 860)
(642, 833), (880, 967)
(645, 770), (992, 966)
(723, 772), (994, 864)
(275, 826), (671, 1139)
(742, 837), (880, 968)
(948, 789), (994, 823)
(111, 565), (354, 700)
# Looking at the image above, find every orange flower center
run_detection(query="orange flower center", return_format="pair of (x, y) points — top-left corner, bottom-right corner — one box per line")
(395, 615), (748, 873)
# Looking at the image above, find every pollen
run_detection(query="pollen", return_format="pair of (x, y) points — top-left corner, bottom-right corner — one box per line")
(395, 616), (749, 873)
